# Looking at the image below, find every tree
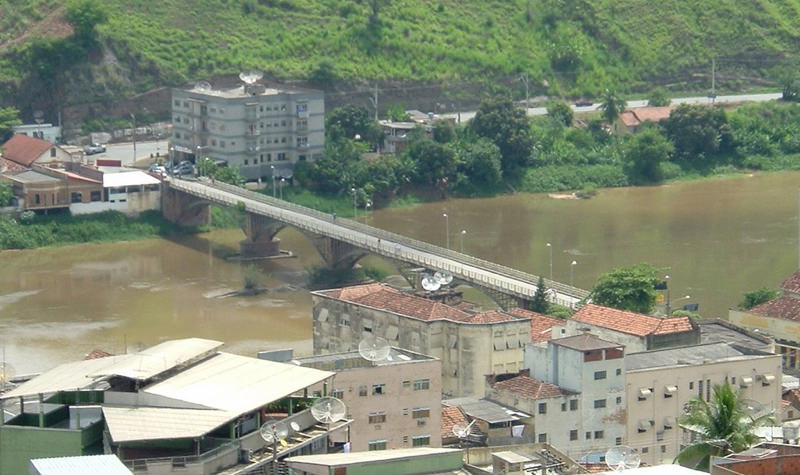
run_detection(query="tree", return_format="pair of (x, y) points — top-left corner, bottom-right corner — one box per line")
(676, 381), (775, 471)
(432, 120), (455, 144)
(0, 181), (13, 207)
(457, 137), (502, 186)
(326, 105), (382, 147)
(739, 287), (778, 310)
(386, 104), (410, 122)
(622, 127), (673, 184)
(0, 107), (21, 142)
(469, 98), (533, 174)
(531, 276), (550, 313)
(598, 89), (626, 126)
(662, 104), (734, 164)
(647, 87), (670, 107)
(65, 0), (108, 46)
(308, 59), (337, 87)
(214, 167), (245, 187)
(546, 99), (573, 127)
(591, 263), (662, 314)
(405, 136), (456, 186)
(780, 69), (800, 102)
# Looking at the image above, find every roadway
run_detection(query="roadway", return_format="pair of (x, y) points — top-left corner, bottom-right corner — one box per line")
(91, 140), (169, 166)
(168, 178), (591, 308)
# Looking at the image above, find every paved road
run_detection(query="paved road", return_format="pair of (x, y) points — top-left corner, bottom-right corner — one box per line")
(440, 92), (784, 123)
(169, 178), (591, 308)
(92, 140), (170, 166)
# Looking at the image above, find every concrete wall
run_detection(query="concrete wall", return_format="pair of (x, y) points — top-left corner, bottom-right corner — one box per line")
(71, 189), (161, 216)
(730, 309), (800, 346)
(712, 455), (800, 475)
(485, 388), (575, 451)
(288, 450), (463, 475)
(626, 353), (782, 466)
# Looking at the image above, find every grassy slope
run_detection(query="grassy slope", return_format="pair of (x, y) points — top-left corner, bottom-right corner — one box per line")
(2, 0), (800, 95)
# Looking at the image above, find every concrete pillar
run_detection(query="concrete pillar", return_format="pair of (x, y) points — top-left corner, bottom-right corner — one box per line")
(161, 186), (210, 227)
(240, 213), (284, 258)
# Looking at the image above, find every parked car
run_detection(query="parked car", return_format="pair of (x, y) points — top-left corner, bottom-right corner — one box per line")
(574, 99), (593, 107)
(148, 164), (167, 177)
(174, 162), (194, 176)
(83, 143), (106, 155)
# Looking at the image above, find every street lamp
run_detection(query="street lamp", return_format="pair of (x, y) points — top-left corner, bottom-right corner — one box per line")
(460, 229), (467, 254)
(570, 260), (577, 286)
(666, 295), (692, 317)
(270, 165), (276, 198)
(365, 201), (372, 222)
(351, 187), (358, 219)
(546, 243), (553, 281)
(442, 213), (450, 249)
(279, 178), (285, 200)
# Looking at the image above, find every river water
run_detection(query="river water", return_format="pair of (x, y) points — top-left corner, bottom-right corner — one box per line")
(1, 172), (799, 374)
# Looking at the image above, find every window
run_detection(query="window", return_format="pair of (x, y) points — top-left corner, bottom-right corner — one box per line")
(368, 412), (386, 424)
(359, 385), (367, 397)
(616, 396), (622, 404)
(412, 408), (430, 419)
(642, 447), (649, 454)
(570, 399), (578, 411)
(220, 140), (226, 148)
(594, 399), (607, 409)
(561, 403), (567, 412)
(50, 147), (56, 157)
(403, 380), (411, 388)
(689, 381), (694, 390)
(372, 384), (385, 395)
(331, 389), (344, 399)
(594, 430), (604, 439)
(616, 437), (623, 445)
(35, 194), (41, 205)
(174, 99), (180, 106)
(594, 371), (607, 380)
(661, 445), (667, 453)
(538, 403), (547, 414)
(412, 435), (430, 447)
(616, 368), (622, 376)
(368, 440), (387, 451)
(277, 153), (286, 161)
(585, 432), (591, 440)
(90, 191), (101, 202)
(538, 433), (547, 443)
(698, 380), (703, 398)
(570, 430), (578, 441)
(584, 350), (602, 362)
(70, 192), (82, 203)
(413, 379), (430, 391)
(244, 159), (249, 166)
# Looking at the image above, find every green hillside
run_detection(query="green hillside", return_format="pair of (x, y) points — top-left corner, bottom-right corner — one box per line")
(2, 0), (800, 109)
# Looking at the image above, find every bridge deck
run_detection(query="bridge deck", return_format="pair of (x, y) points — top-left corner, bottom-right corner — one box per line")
(168, 178), (590, 308)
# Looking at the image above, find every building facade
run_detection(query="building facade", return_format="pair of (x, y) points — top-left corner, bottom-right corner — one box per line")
(171, 83), (324, 180)
(311, 284), (532, 398)
(295, 348), (442, 452)
(625, 342), (782, 466)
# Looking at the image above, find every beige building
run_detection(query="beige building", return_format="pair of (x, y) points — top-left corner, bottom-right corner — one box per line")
(729, 270), (800, 373)
(295, 347), (442, 452)
(625, 342), (782, 466)
(311, 283), (532, 398)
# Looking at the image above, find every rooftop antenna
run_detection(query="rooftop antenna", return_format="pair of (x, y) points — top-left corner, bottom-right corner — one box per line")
(605, 446), (641, 472)
(311, 397), (347, 425)
(433, 271), (453, 286)
(420, 273), (441, 292)
(452, 419), (477, 439)
(260, 420), (289, 467)
(358, 335), (391, 362)
(239, 70), (263, 85)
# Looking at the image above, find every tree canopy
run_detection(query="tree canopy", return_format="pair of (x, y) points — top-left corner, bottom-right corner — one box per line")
(599, 89), (626, 126)
(326, 104), (382, 146)
(591, 263), (662, 313)
(0, 107), (21, 143)
(622, 126), (673, 184)
(469, 98), (533, 174)
(739, 287), (778, 310)
(663, 104), (734, 165)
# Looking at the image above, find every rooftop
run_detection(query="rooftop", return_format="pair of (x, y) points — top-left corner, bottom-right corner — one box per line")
(294, 347), (435, 370)
(1, 133), (53, 167)
(780, 270), (800, 294)
(183, 83), (319, 99)
(490, 375), (574, 399)
(102, 406), (235, 443)
(286, 447), (462, 467)
(103, 170), (161, 188)
(550, 334), (623, 352)
(441, 406), (469, 441)
(511, 308), (566, 342)
(572, 303), (694, 337)
(749, 296), (800, 322)
(29, 455), (132, 475)
(619, 106), (673, 127)
(625, 342), (774, 371)
(3, 169), (61, 184)
(698, 319), (773, 351)
(443, 397), (530, 424)
(90, 337), (223, 381)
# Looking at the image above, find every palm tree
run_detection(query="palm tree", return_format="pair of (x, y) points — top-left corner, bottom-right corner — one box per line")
(675, 381), (775, 471)
(598, 89), (626, 127)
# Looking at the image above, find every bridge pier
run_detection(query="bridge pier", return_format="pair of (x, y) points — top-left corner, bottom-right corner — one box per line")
(307, 234), (368, 270)
(162, 186), (210, 227)
(240, 213), (286, 258)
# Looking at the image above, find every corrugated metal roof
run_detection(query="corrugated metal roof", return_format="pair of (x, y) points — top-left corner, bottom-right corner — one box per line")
(625, 342), (763, 371)
(90, 338), (223, 381)
(103, 170), (161, 188)
(442, 397), (529, 424)
(1, 355), (133, 400)
(144, 352), (335, 413)
(287, 447), (462, 466)
(29, 454), (132, 475)
(102, 406), (236, 442)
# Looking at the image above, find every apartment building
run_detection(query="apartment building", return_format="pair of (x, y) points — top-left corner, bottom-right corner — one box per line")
(625, 342), (782, 466)
(294, 347), (442, 452)
(311, 283), (532, 398)
(171, 82), (324, 180)
(525, 334), (627, 459)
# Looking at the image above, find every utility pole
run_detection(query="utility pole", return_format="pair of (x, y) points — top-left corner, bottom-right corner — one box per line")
(520, 73), (530, 111)
(711, 58), (716, 103)
(368, 84), (379, 121)
(130, 113), (137, 163)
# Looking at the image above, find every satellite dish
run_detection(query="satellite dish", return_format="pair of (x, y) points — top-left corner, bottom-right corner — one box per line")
(433, 271), (453, 285)
(195, 81), (212, 91)
(358, 335), (391, 362)
(605, 446), (641, 471)
(311, 397), (347, 424)
(421, 274), (441, 292)
(239, 70), (263, 85)
(290, 421), (300, 431)
(452, 419), (476, 439)
(260, 421), (289, 445)
(33, 110), (44, 125)
(0, 362), (15, 384)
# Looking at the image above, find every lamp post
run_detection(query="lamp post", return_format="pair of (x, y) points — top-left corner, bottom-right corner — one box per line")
(168, 146), (174, 178)
(351, 187), (358, 219)
(546, 243), (553, 281)
(665, 275), (670, 316)
(130, 113), (137, 163)
(279, 178), (285, 200)
(270, 165), (276, 198)
(460, 229), (467, 254)
(365, 201), (372, 222)
(443, 213), (450, 249)
(570, 260), (577, 286)
(666, 295), (692, 317)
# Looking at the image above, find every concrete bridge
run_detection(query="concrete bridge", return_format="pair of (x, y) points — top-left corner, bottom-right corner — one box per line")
(162, 178), (590, 310)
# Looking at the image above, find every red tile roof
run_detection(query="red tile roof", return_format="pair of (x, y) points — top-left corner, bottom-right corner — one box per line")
(749, 296), (800, 322)
(0, 156), (27, 173)
(781, 271), (800, 294)
(465, 311), (520, 324)
(491, 375), (573, 399)
(1, 134), (53, 167)
(441, 405), (469, 441)
(84, 349), (113, 360)
(572, 303), (694, 337)
(511, 308), (565, 342)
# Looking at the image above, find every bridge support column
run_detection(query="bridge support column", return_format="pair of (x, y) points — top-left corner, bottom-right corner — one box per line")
(307, 234), (368, 270)
(240, 213), (285, 258)
(478, 287), (529, 311)
(162, 186), (210, 227)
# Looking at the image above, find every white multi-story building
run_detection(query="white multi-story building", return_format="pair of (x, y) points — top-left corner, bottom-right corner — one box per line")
(171, 82), (324, 180)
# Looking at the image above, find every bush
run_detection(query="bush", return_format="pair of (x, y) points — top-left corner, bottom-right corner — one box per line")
(740, 287), (778, 309)
(519, 164), (628, 193)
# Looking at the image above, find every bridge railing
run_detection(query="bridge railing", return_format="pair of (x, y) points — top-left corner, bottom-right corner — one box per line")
(171, 179), (590, 303)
